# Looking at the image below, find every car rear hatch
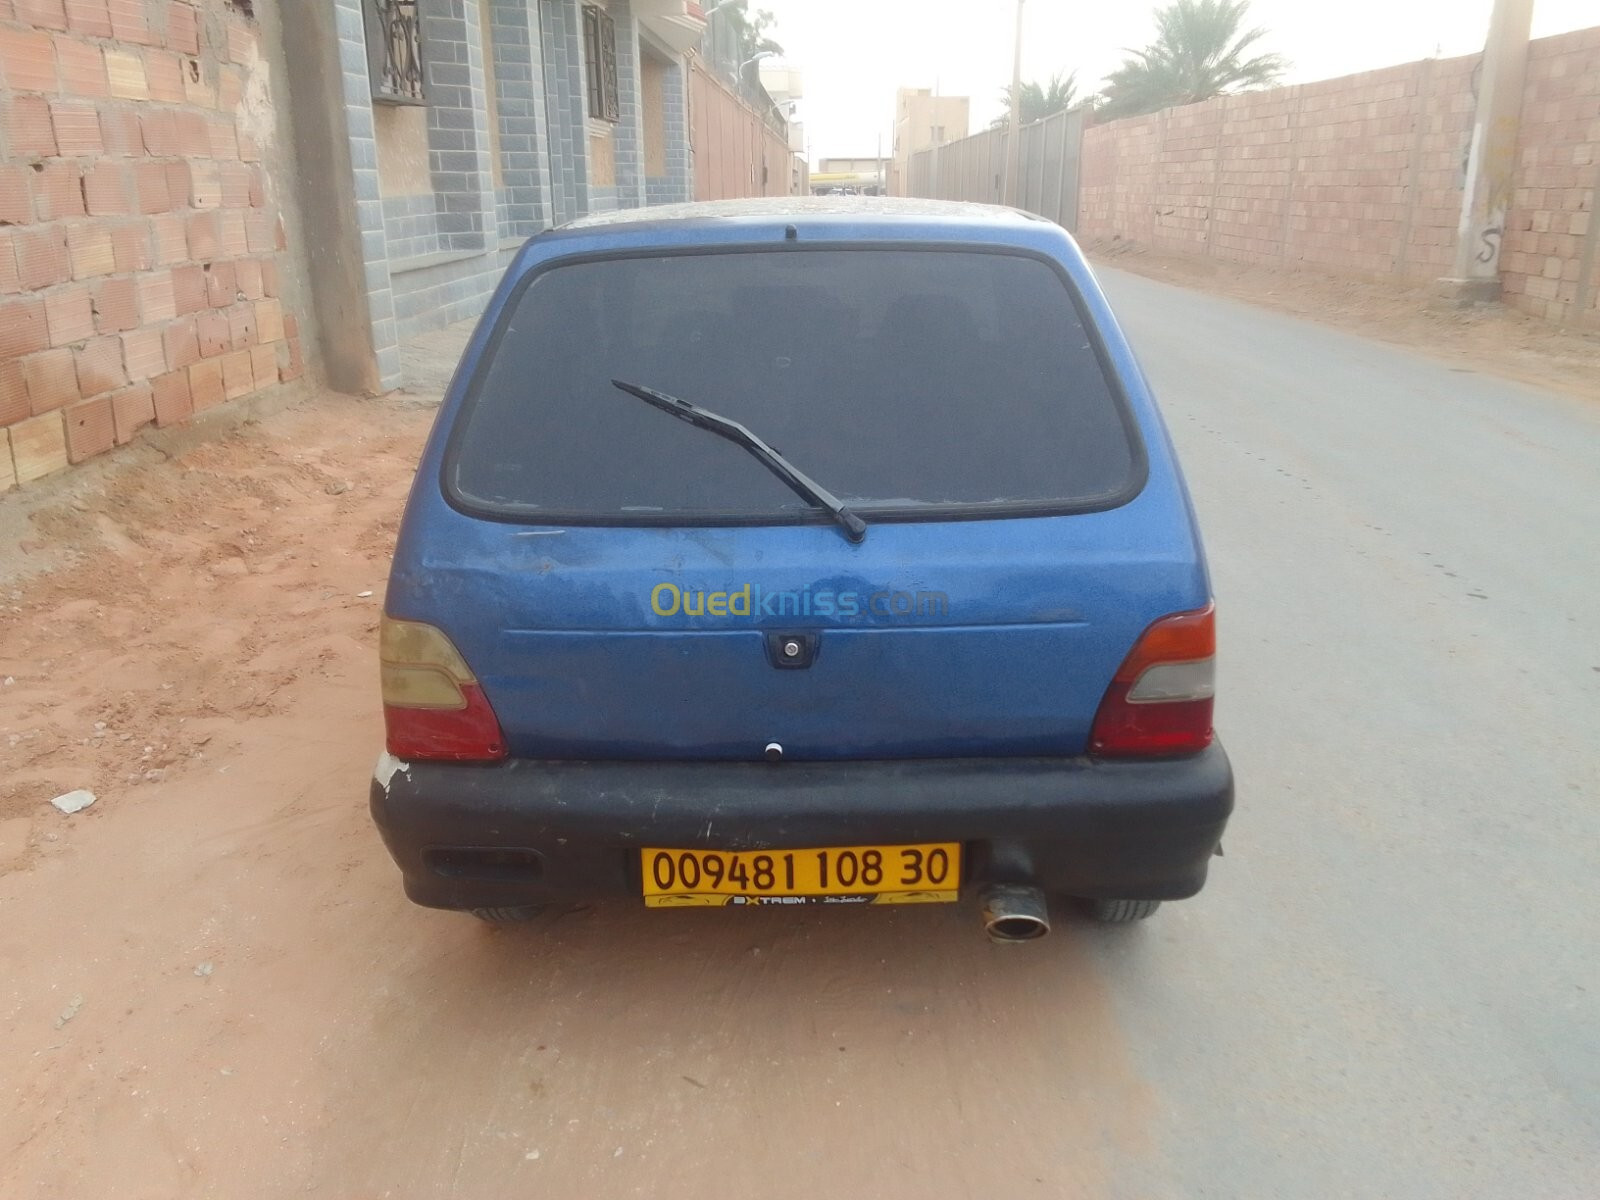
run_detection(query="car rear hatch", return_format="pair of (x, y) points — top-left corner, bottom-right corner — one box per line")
(389, 228), (1209, 761)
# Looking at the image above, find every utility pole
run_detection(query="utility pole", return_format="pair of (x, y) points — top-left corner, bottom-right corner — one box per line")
(1441, 0), (1535, 303)
(1003, 0), (1025, 206)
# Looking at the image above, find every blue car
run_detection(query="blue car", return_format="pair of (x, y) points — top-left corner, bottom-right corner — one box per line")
(371, 198), (1232, 940)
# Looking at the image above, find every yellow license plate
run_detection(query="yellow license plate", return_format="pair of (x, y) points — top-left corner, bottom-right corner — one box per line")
(642, 843), (961, 908)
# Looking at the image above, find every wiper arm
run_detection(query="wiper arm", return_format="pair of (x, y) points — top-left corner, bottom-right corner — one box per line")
(611, 380), (867, 544)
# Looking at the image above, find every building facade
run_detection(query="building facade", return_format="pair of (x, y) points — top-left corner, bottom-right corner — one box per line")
(286, 0), (705, 394)
(890, 87), (969, 197)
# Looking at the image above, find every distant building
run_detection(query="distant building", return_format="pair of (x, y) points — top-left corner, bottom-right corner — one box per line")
(891, 88), (970, 196)
(811, 157), (892, 195)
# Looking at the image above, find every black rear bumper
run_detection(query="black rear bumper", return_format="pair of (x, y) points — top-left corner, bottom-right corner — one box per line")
(369, 744), (1233, 911)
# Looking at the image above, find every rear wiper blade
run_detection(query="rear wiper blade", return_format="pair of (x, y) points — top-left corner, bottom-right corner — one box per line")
(611, 380), (867, 544)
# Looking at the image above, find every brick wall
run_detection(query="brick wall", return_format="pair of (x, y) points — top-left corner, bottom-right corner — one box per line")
(1077, 26), (1600, 326)
(1499, 25), (1600, 322)
(0, 0), (303, 493)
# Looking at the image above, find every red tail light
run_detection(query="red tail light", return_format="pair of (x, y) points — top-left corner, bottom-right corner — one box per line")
(380, 617), (507, 762)
(1089, 603), (1215, 758)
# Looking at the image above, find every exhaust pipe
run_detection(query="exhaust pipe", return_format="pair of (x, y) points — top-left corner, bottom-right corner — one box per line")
(979, 885), (1050, 943)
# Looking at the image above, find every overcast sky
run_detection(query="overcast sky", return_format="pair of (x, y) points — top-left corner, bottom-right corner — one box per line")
(753, 0), (1598, 164)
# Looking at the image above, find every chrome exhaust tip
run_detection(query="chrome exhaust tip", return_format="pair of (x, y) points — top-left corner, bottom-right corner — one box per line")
(979, 885), (1050, 943)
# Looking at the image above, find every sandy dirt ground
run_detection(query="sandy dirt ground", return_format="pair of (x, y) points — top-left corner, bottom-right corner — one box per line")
(0, 395), (1161, 1199)
(1087, 239), (1600, 404)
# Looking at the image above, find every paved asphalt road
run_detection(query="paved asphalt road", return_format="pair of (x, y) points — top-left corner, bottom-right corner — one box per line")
(1090, 267), (1600, 1196)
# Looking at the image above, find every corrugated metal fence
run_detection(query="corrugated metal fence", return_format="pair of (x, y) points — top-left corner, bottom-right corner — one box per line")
(905, 107), (1086, 230)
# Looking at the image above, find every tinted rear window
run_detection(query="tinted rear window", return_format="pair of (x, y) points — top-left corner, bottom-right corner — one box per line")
(449, 248), (1139, 521)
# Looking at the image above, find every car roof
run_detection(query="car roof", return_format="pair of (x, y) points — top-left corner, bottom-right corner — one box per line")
(559, 196), (1047, 234)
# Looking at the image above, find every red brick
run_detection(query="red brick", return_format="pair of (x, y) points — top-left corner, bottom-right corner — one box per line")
(247, 165), (265, 208)
(280, 334), (303, 382)
(139, 109), (179, 157)
(248, 342), (275, 389)
(234, 257), (262, 300)
(195, 309), (228, 357)
(32, 161), (85, 222)
(170, 262), (205, 313)
(221, 347), (252, 399)
(49, 101), (101, 156)
(106, 0), (152, 46)
(104, 49), (147, 100)
(22, 346), (78, 413)
(220, 162), (252, 209)
(10, 411), (69, 481)
(254, 298), (284, 344)
(149, 213), (186, 267)
(109, 221), (150, 272)
(91, 276), (138, 334)
(53, 36), (107, 98)
(0, 298), (49, 361)
(224, 20), (256, 66)
(0, 233), (16, 294)
(261, 257), (279, 298)
(281, 311), (298, 341)
(205, 259), (236, 307)
(7, 96), (58, 156)
(219, 209), (248, 257)
(166, 3), (199, 56)
(187, 160), (221, 209)
(73, 335), (124, 396)
(66, 222), (115, 278)
(120, 326), (162, 381)
(226, 302), (256, 349)
(16, 0), (68, 31)
(16, 227), (69, 290)
(110, 381), (153, 442)
(206, 117), (237, 161)
(245, 211), (275, 254)
(83, 162), (131, 216)
(134, 160), (171, 215)
(186, 210), (219, 260)
(0, 167), (31, 225)
(150, 367), (191, 425)
(175, 109), (209, 157)
(62, 0), (111, 38)
(0, 28), (59, 93)
(0, 359), (28, 424)
(163, 161), (188, 209)
(98, 106), (143, 156)
(188, 356), (222, 410)
(136, 270), (176, 322)
(182, 54), (211, 107)
(145, 49), (184, 103)
(45, 283), (94, 345)
(63, 394), (113, 461)
(161, 314), (197, 369)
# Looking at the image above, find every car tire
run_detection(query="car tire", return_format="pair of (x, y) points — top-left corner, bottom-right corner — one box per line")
(470, 905), (546, 923)
(1085, 898), (1161, 923)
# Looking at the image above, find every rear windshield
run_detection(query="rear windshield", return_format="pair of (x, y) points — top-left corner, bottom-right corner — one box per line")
(448, 248), (1140, 522)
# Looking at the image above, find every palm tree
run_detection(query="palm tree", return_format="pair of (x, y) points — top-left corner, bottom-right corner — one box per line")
(991, 73), (1079, 129)
(1098, 0), (1287, 121)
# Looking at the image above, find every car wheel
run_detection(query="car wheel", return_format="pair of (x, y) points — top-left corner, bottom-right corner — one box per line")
(470, 905), (546, 923)
(1085, 898), (1161, 923)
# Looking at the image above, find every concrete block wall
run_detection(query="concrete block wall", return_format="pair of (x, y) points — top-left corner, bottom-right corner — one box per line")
(1075, 26), (1599, 326)
(0, 0), (305, 493)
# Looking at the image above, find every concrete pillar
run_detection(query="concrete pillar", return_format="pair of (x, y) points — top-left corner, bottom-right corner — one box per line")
(280, 0), (397, 393)
(487, 0), (556, 240)
(1439, 0), (1535, 303)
